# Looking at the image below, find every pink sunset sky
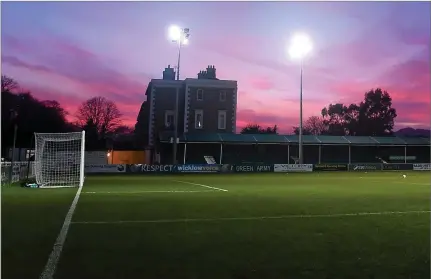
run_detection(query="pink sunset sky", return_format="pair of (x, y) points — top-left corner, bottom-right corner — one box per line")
(1, 1), (430, 133)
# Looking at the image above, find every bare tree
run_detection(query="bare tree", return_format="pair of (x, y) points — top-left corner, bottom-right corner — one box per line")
(76, 96), (122, 137)
(293, 116), (327, 135)
(304, 116), (328, 135)
(1, 75), (19, 93)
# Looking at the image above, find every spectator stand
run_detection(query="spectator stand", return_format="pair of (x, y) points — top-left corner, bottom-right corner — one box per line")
(159, 133), (430, 165)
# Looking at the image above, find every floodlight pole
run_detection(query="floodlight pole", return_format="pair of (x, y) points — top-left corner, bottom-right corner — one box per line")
(172, 35), (183, 165)
(176, 39), (182, 81)
(298, 58), (304, 164)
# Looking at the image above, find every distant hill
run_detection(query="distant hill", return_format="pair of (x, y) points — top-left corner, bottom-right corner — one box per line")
(395, 127), (430, 138)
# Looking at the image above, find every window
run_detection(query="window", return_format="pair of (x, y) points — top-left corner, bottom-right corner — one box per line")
(197, 89), (203, 101)
(218, 110), (226, 130)
(219, 90), (226, 101)
(195, 110), (203, 129)
(164, 110), (174, 127)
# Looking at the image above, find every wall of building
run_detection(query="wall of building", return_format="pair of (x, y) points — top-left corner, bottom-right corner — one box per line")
(187, 86), (235, 133)
(153, 85), (186, 136)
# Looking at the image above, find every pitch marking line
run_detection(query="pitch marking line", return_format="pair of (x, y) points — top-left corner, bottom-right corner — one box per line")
(173, 180), (228, 192)
(83, 190), (216, 194)
(40, 185), (83, 279)
(71, 210), (430, 225)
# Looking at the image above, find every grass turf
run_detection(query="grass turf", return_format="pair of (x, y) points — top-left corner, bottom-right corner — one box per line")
(2, 171), (430, 279)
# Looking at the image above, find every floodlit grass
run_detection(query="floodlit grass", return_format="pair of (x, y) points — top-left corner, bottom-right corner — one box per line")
(2, 172), (430, 279)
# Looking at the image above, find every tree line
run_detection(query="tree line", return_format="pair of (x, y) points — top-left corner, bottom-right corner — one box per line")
(241, 88), (399, 136)
(1, 75), (131, 154)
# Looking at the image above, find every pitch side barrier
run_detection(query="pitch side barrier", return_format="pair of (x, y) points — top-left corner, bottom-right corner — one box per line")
(83, 163), (426, 175)
(125, 164), (274, 174)
(313, 163), (415, 172)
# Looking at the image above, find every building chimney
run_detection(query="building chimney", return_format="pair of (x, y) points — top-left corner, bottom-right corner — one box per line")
(163, 65), (176, 80)
(206, 65), (216, 79)
(198, 70), (208, 79)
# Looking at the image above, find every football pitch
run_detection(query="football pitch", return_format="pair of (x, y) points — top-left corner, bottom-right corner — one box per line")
(2, 172), (430, 279)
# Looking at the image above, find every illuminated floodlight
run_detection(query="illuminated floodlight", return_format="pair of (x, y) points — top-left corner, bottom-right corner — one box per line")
(168, 25), (182, 42)
(288, 32), (313, 60)
(168, 25), (190, 44)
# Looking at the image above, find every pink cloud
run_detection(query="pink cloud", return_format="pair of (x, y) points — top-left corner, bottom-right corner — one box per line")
(249, 77), (274, 91)
(2, 35), (151, 101)
(2, 55), (52, 72)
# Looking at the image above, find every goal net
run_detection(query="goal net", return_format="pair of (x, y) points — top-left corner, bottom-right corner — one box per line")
(34, 131), (85, 188)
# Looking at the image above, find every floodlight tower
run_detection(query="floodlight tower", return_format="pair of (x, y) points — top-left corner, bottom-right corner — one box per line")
(288, 32), (312, 164)
(168, 25), (190, 164)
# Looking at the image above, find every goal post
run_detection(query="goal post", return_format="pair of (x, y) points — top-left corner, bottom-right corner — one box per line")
(34, 131), (86, 188)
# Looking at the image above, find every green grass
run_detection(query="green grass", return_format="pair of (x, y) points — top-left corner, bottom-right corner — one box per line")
(2, 172), (430, 279)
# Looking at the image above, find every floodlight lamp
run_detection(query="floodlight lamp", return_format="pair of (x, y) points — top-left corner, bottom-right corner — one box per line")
(168, 25), (181, 41)
(288, 33), (313, 60)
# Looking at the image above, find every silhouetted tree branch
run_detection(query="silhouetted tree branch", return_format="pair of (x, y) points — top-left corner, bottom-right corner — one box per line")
(293, 116), (327, 135)
(76, 96), (122, 138)
(241, 124), (278, 134)
(1, 75), (19, 93)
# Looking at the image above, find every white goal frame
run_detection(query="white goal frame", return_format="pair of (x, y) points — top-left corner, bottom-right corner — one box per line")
(34, 131), (85, 188)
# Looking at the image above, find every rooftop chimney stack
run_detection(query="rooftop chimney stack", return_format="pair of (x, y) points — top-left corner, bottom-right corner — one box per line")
(206, 65), (216, 79)
(163, 65), (176, 80)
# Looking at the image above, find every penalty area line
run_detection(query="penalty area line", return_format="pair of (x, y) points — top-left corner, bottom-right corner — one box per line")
(71, 210), (431, 225)
(39, 185), (83, 279)
(173, 180), (228, 192)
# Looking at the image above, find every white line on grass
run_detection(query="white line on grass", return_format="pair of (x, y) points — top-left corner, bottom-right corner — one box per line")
(83, 190), (216, 194)
(39, 185), (83, 279)
(71, 210), (430, 225)
(173, 180), (228, 192)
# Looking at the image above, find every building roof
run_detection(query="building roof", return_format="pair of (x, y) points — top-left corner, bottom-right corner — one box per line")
(159, 132), (430, 146)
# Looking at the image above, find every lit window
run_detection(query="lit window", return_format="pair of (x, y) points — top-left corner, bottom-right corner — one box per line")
(195, 110), (203, 129)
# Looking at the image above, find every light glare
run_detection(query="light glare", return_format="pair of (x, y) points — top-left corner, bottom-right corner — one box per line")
(168, 25), (181, 41)
(288, 33), (313, 60)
